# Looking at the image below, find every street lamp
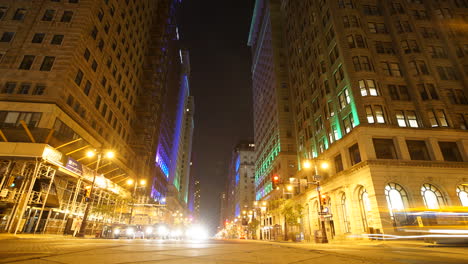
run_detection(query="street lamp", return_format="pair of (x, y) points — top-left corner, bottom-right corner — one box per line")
(127, 178), (147, 225)
(77, 149), (115, 237)
(303, 159), (329, 243)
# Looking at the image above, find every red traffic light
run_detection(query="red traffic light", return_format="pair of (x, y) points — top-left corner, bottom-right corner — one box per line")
(272, 175), (279, 182)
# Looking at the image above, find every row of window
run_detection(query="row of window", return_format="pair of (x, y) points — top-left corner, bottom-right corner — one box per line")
(74, 69), (132, 122)
(334, 139), (464, 175)
(357, 79), (467, 104)
(0, 82), (46, 95)
(0, 111), (42, 128)
(0, 6), (77, 22)
(17, 55), (55, 71)
(365, 105), (451, 128)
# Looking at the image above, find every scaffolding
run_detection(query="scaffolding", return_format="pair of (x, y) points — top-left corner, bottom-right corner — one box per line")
(0, 159), (131, 235)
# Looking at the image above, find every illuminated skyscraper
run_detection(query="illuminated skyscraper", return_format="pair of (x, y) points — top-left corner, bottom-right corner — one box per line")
(248, 0), (297, 202)
(0, 0), (186, 231)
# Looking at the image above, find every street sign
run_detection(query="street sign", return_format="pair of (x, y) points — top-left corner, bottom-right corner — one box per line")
(313, 175), (321, 181)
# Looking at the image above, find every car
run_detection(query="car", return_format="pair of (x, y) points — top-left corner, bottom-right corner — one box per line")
(113, 225), (144, 239)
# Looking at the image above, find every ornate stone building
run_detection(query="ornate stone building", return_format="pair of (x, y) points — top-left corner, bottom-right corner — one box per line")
(249, 0), (468, 241)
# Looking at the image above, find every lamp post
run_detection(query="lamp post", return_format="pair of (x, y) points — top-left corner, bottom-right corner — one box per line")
(127, 178), (146, 225)
(77, 149), (115, 237)
(303, 159), (329, 243)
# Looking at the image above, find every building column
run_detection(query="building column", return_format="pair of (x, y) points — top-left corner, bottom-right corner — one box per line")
(457, 139), (468, 162)
(357, 134), (376, 161)
(340, 148), (351, 170)
(427, 138), (444, 161)
(395, 136), (411, 160)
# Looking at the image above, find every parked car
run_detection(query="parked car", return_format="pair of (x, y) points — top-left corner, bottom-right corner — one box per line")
(113, 225), (144, 239)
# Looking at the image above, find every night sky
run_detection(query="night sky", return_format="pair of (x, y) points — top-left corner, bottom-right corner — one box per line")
(179, 0), (256, 232)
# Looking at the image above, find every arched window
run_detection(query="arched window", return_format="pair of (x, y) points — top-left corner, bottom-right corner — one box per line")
(421, 184), (445, 209)
(358, 187), (371, 231)
(385, 183), (409, 227)
(385, 183), (408, 217)
(340, 193), (350, 233)
(456, 185), (468, 206)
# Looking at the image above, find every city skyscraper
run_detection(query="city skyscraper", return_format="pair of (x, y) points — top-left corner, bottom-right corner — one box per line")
(0, 0), (192, 233)
(248, 0), (297, 202)
(226, 142), (256, 220)
(248, 0), (468, 241)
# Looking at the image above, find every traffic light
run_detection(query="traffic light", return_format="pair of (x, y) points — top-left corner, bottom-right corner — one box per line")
(6, 177), (15, 187)
(272, 174), (280, 189)
(84, 186), (92, 198)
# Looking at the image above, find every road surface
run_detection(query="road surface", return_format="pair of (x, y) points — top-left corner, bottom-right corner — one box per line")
(0, 238), (466, 264)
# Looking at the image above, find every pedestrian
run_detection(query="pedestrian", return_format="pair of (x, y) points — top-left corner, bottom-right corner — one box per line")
(73, 218), (82, 237)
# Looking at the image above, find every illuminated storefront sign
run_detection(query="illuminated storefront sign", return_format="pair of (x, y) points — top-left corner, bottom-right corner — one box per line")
(65, 157), (82, 175)
(42, 146), (63, 166)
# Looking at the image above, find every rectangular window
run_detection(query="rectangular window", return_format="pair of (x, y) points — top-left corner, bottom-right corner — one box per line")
(84, 81), (91, 96)
(40, 56), (55, 71)
(0, 32), (14, 42)
(366, 105), (375, 123)
(407, 111), (418, 127)
(335, 154), (344, 173)
(42, 9), (55, 21)
(91, 60), (98, 71)
(32, 84), (46, 95)
(17, 83), (31, 94)
(95, 96), (101, 109)
(60, 11), (73, 22)
(32, 33), (45, 43)
(387, 84), (400, 100)
(373, 139), (397, 159)
(19, 55), (35, 70)
(395, 110), (407, 127)
(83, 48), (90, 61)
(374, 105), (385, 123)
(438, 142), (462, 162)
(0, 111), (42, 128)
(359, 79), (378, 96)
(74, 69), (83, 86)
(101, 104), (108, 117)
(435, 109), (448, 127)
(66, 95), (74, 106)
(0, 7), (7, 20)
(13, 8), (26, 20)
(406, 140), (430, 160)
(390, 63), (402, 77)
(396, 110), (419, 128)
(349, 143), (361, 165)
(51, 34), (64, 45)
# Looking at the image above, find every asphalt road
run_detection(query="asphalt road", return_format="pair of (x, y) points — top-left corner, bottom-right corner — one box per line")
(0, 238), (466, 264)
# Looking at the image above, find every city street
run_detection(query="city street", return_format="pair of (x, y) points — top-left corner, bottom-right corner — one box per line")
(0, 237), (466, 264)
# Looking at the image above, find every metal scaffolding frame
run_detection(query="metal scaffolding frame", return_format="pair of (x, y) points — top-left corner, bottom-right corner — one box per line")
(0, 159), (131, 235)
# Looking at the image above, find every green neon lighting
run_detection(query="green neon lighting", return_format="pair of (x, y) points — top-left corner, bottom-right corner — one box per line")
(350, 101), (360, 126)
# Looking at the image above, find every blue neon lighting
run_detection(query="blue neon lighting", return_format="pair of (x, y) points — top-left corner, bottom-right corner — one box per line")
(235, 155), (240, 172)
(155, 152), (169, 178)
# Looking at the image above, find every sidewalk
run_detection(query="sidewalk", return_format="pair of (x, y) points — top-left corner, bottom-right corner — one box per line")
(0, 233), (90, 240)
(227, 237), (431, 248)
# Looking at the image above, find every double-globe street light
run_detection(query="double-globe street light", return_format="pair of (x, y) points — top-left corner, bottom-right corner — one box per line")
(77, 149), (115, 237)
(127, 178), (146, 225)
(302, 159), (329, 243)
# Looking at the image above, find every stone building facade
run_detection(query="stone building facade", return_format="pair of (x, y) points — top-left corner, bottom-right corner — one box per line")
(249, 0), (468, 241)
